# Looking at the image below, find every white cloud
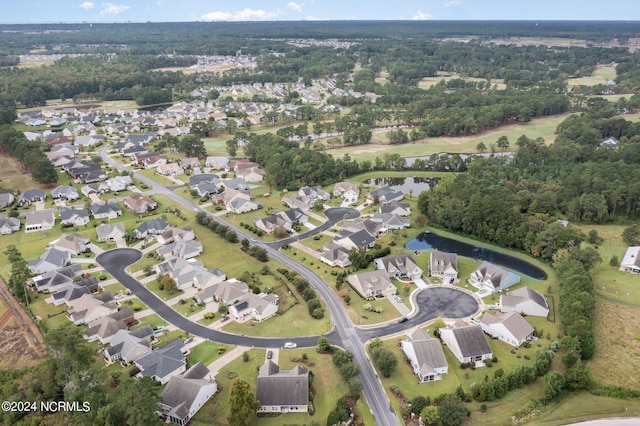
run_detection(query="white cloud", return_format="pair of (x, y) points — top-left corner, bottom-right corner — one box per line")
(200, 8), (281, 21)
(99, 2), (131, 16)
(443, 0), (463, 6)
(79, 2), (95, 10)
(305, 15), (325, 21)
(287, 2), (302, 12)
(413, 10), (432, 20)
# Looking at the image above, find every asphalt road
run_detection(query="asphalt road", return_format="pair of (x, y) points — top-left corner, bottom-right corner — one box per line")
(357, 287), (480, 342)
(96, 248), (336, 348)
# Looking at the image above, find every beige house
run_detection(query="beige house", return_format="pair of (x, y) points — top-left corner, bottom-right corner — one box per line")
(347, 270), (396, 299)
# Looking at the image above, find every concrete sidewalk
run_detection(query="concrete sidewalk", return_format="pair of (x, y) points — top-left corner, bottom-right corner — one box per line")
(207, 345), (250, 376)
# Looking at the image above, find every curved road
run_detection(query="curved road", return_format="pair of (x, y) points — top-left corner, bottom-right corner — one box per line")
(97, 248), (337, 348)
(98, 147), (477, 426)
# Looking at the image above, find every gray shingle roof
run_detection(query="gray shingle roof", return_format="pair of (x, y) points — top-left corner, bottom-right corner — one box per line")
(256, 361), (309, 407)
(451, 324), (492, 358)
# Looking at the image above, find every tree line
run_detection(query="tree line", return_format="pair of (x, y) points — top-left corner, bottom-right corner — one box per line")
(0, 126), (58, 184)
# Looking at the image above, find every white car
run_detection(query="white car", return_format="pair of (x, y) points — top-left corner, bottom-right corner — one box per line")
(283, 342), (297, 349)
(114, 294), (124, 300)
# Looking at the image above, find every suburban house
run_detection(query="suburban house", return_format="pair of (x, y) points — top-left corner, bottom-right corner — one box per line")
(96, 223), (126, 243)
(159, 362), (218, 426)
(374, 254), (422, 281)
(18, 189), (46, 206)
(220, 177), (248, 191)
(430, 251), (459, 283)
(229, 293), (279, 322)
(28, 248), (71, 274)
(620, 246), (640, 274)
(204, 156), (229, 170)
(91, 202), (122, 220)
(254, 208), (307, 234)
(49, 233), (90, 255)
(379, 200), (411, 216)
(211, 188), (251, 206)
(470, 262), (521, 293)
(133, 217), (171, 239)
(401, 329), (448, 383)
(59, 207), (90, 226)
(234, 164), (265, 182)
(333, 182), (359, 203)
(0, 192), (15, 208)
(256, 361), (309, 414)
(600, 136), (619, 148)
(319, 243), (352, 268)
(347, 270), (397, 299)
(30, 264), (82, 292)
(298, 186), (330, 203)
(83, 308), (135, 344)
(366, 186), (404, 205)
(0, 216), (20, 235)
(480, 311), (535, 347)
(281, 194), (312, 212)
(156, 256), (226, 290)
(334, 229), (376, 251)
(157, 163), (184, 176)
(195, 279), (249, 305)
(82, 182), (109, 197)
(371, 213), (410, 230)
(439, 321), (493, 364)
(135, 338), (187, 384)
(67, 292), (118, 325)
(52, 278), (99, 306)
(500, 286), (549, 317)
(24, 211), (56, 233)
(51, 185), (79, 201)
(157, 227), (195, 245)
(156, 240), (203, 259)
(105, 175), (133, 192)
(103, 326), (154, 364)
(124, 196), (157, 214)
(227, 196), (261, 214)
(343, 218), (386, 239)
(63, 159), (106, 183)
(180, 157), (201, 170)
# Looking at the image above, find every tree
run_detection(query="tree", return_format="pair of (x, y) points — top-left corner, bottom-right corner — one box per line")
(226, 139), (238, 157)
(44, 325), (95, 386)
(317, 336), (332, 352)
(178, 134), (207, 157)
(159, 274), (178, 295)
(542, 371), (567, 400)
(218, 303), (229, 315)
(437, 395), (469, 426)
(227, 378), (260, 426)
(226, 230), (238, 243)
(421, 405), (440, 425)
(622, 224), (640, 245)
(347, 377), (363, 396)
(476, 141), (487, 153)
(371, 347), (398, 377)
(496, 135), (510, 151)
(96, 377), (161, 426)
(31, 159), (58, 184)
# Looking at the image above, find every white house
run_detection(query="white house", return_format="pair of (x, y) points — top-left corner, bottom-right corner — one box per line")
(620, 246), (640, 274)
(229, 293), (278, 322)
(500, 286), (549, 317)
(470, 261), (520, 293)
(401, 329), (448, 383)
(439, 321), (493, 364)
(430, 251), (458, 283)
(374, 254), (422, 281)
(347, 270), (396, 299)
(256, 361), (309, 414)
(480, 311), (535, 347)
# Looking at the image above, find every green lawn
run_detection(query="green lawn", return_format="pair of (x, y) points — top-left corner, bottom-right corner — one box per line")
(119, 297), (148, 312)
(136, 168), (178, 186)
(197, 314), (218, 326)
(29, 294), (70, 331)
(301, 234), (334, 252)
(324, 114), (568, 163)
(192, 347), (353, 426)
(419, 72), (507, 90)
(131, 313), (168, 331)
(172, 298), (205, 317)
(531, 392), (640, 426)
(566, 66), (617, 87)
(187, 342), (232, 368)
(145, 278), (185, 300)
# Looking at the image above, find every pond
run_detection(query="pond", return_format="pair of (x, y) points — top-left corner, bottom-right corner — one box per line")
(362, 176), (440, 195)
(406, 231), (547, 280)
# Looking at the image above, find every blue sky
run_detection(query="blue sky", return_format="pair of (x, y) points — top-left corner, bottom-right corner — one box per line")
(3, 1), (639, 24)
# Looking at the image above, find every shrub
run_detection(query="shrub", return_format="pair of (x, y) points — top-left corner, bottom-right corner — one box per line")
(132, 304), (142, 312)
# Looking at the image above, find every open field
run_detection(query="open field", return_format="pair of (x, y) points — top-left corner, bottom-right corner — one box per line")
(566, 66), (617, 87)
(0, 153), (34, 192)
(532, 392), (640, 426)
(325, 114), (568, 163)
(419, 72), (507, 90)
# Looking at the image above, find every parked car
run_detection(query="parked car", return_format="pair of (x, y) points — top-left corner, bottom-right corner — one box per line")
(220, 315), (230, 322)
(267, 350), (273, 359)
(394, 296), (402, 303)
(398, 317), (408, 324)
(283, 342), (297, 349)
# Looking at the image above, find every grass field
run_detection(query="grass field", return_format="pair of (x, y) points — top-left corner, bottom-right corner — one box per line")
(419, 72), (507, 90)
(566, 66), (617, 87)
(324, 114), (568, 163)
(0, 153), (34, 192)
(532, 392), (640, 426)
